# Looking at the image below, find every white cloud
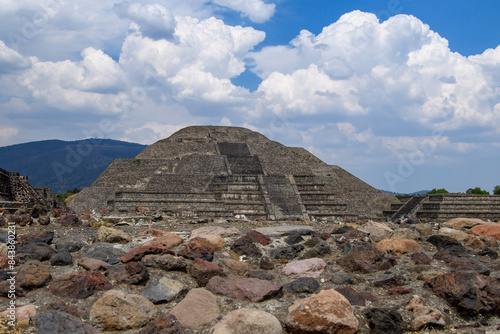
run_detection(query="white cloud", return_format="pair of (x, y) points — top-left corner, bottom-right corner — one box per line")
(0, 40), (33, 73)
(0, 127), (19, 146)
(212, 0), (276, 23)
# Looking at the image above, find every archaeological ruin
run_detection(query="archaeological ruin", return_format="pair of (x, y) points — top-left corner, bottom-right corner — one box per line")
(0, 167), (61, 213)
(70, 126), (397, 220)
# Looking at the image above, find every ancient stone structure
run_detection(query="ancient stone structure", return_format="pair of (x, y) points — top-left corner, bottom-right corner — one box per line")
(385, 193), (500, 222)
(0, 167), (62, 213)
(71, 126), (396, 220)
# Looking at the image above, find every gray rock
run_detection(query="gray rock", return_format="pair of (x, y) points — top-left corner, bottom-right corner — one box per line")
(140, 278), (185, 304)
(55, 235), (88, 252)
(271, 244), (304, 260)
(255, 225), (316, 237)
(37, 310), (101, 334)
(81, 242), (130, 262)
(50, 248), (73, 266)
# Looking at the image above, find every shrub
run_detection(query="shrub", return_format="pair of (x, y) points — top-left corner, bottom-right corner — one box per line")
(493, 185), (500, 195)
(427, 188), (449, 194)
(466, 187), (490, 195)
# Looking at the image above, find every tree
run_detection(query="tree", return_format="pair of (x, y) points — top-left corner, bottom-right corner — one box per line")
(494, 185), (500, 195)
(466, 187), (489, 195)
(427, 188), (449, 194)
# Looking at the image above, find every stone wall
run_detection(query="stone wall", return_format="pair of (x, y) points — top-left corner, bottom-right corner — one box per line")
(0, 167), (12, 197)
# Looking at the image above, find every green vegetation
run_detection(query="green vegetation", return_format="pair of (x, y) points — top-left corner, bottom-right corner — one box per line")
(56, 188), (80, 202)
(466, 187), (489, 195)
(427, 188), (449, 194)
(494, 185), (500, 195)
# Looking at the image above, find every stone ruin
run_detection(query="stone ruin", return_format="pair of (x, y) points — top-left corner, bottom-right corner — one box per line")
(0, 167), (62, 214)
(70, 126), (396, 220)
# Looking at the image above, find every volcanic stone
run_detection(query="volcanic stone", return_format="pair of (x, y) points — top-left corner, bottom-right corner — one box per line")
(50, 248), (73, 266)
(17, 242), (55, 262)
(211, 308), (282, 334)
(50, 271), (112, 299)
(177, 240), (214, 261)
(364, 308), (404, 334)
(335, 286), (377, 306)
(143, 233), (184, 249)
(105, 261), (149, 284)
(55, 235), (87, 252)
(282, 258), (327, 278)
(468, 223), (500, 240)
(17, 231), (54, 246)
(121, 245), (174, 263)
(57, 213), (82, 227)
(221, 258), (249, 276)
(140, 277), (185, 304)
(78, 258), (110, 271)
(142, 254), (188, 272)
(375, 238), (423, 255)
(230, 236), (262, 258)
(81, 242), (130, 262)
(169, 288), (220, 331)
(206, 276), (282, 302)
(426, 235), (463, 250)
(339, 244), (396, 273)
(37, 310), (101, 334)
(189, 258), (224, 287)
(97, 226), (131, 244)
(271, 244), (304, 260)
(284, 277), (320, 294)
(138, 314), (185, 334)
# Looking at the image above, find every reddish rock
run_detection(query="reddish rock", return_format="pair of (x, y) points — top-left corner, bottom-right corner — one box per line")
(138, 228), (172, 237)
(282, 258), (327, 278)
(50, 271), (112, 298)
(375, 239), (423, 255)
(410, 252), (431, 265)
(189, 226), (241, 239)
(259, 256), (275, 270)
(78, 257), (110, 271)
(388, 287), (414, 295)
(189, 259), (224, 286)
(335, 286), (377, 306)
(0, 254), (17, 270)
(425, 272), (500, 316)
(245, 230), (271, 245)
(465, 236), (498, 249)
(121, 245), (174, 263)
(206, 276), (282, 302)
(138, 314), (186, 334)
(338, 244), (396, 273)
(221, 258), (249, 276)
(177, 240), (214, 261)
(47, 298), (80, 318)
(230, 236), (262, 258)
(57, 213), (82, 227)
(143, 234), (184, 249)
(169, 288), (220, 331)
(468, 223), (500, 240)
(17, 231), (54, 246)
(105, 261), (149, 284)
(193, 234), (226, 251)
(286, 289), (358, 334)
(406, 295), (446, 331)
(16, 260), (52, 290)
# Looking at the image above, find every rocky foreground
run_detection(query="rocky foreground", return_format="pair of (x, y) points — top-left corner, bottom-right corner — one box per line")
(1, 209), (500, 334)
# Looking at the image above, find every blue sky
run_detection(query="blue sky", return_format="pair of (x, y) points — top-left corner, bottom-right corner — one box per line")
(0, 0), (499, 194)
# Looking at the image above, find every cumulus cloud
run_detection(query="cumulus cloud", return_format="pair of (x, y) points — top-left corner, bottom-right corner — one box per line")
(0, 127), (19, 146)
(0, 40), (33, 73)
(114, 2), (176, 40)
(212, 0), (276, 23)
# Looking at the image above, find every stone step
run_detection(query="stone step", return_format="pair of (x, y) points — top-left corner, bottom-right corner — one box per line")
(422, 203), (500, 211)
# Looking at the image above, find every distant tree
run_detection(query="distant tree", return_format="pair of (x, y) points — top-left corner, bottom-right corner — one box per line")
(427, 188), (449, 194)
(466, 187), (490, 195)
(493, 185), (500, 195)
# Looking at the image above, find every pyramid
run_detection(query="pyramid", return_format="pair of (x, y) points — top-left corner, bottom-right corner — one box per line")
(70, 126), (397, 220)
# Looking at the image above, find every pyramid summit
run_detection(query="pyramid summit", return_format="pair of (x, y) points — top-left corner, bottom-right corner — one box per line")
(70, 126), (396, 219)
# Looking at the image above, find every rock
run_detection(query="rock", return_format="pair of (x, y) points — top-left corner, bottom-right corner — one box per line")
(330, 273), (366, 285)
(17, 231), (54, 246)
(15, 260), (52, 290)
(138, 228), (172, 237)
(390, 228), (420, 240)
(16, 242), (55, 262)
(255, 225), (316, 237)
(142, 254), (188, 272)
(193, 234), (226, 251)
(230, 236), (262, 258)
(169, 288), (220, 331)
(443, 217), (488, 230)
(284, 277), (320, 294)
(50, 248), (73, 266)
(406, 295), (446, 331)
(438, 227), (469, 241)
(271, 244), (304, 260)
(364, 308), (404, 334)
(468, 223), (500, 240)
(78, 257), (110, 271)
(121, 245), (174, 263)
(38, 214), (51, 225)
(465, 235), (498, 249)
(426, 235), (463, 250)
(189, 226), (241, 239)
(413, 223), (433, 237)
(338, 244), (395, 273)
(177, 239), (214, 261)
(410, 252), (432, 265)
(210, 308), (282, 334)
(50, 271), (112, 299)
(57, 213), (82, 227)
(388, 287), (414, 295)
(0, 304), (37, 328)
(138, 314), (186, 334)
(301, 241), (331, 259)
(81, 242), (130, 262)
(373, 274), (408, 288)
(363, 221), (393, 241)
(286, 289), (358, 334)
(47, 298), (80, 318)
(375, 238), (423, 255)
(97, 226), (131, 244)
(143, 233), (184, 249)
(248, 270), (274, 281)
(189, 259), (224, 287)
(335, 286), (377, 306)
(0, 244), (6, 255)
(206, 276), (282, 302)
(259, 256), (275, 270)
(242, 230), (271, 245)
(285, 234), (304, 245)
(221, 258), (249, 276)
(55, 235), (87, 252)
(105, 261), (149, 284)
(90, 289), (158, 331)
(36, 310), (101, 334)
(30, 204), (47, 218)
(140, 277), (185, 304)
(282, 258), (327, 278)
(425, 272), (500, 316)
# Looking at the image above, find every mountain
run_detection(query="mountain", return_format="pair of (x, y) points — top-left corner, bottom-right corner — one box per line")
(379, 189), (431, 196)
(0, 139), (147, 193)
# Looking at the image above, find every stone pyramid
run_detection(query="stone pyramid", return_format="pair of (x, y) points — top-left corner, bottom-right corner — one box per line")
(70, 126), (396, 220)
